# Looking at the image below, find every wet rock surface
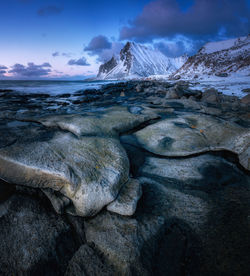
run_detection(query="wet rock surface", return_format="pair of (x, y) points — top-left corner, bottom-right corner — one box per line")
(0, 192), (79, 275)
(0, 80), (249, 275)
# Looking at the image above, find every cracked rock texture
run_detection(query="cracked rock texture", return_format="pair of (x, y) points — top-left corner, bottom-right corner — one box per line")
(0, 81), (249, 275)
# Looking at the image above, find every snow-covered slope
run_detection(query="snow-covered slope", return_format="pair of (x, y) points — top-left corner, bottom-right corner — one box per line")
(172, 35), (250, 79)
(199, 36), (247, 54)
(97, 42), (187, 79)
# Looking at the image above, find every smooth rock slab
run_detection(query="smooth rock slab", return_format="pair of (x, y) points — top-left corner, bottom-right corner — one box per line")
(133, 113), (250, 170)
(0, 130), (130, 217)
(33, 106), (159, 137)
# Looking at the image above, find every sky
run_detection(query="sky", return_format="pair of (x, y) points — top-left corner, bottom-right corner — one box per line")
(0, 0), (249, 80)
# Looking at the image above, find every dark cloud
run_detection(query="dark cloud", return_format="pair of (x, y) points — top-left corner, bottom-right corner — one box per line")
(120, 0), (250, 42)
(84, 35), (112, 53)
(84, 36), (123, 63)
(37, 6), (63, 16)
(154, 37), (205, 57)
(0, 70), (7, 76)
(67, 57), (90, 66)
(9, 62), (51, 77)
(96, 42), (124, 62)
(0, 65), (8, 77)
(154, 41), (186, 57)
(52, 51), (72, 58)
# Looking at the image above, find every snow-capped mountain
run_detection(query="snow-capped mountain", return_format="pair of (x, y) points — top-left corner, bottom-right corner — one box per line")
(172, 35), (250, 79)
(97, 42), (187, 79)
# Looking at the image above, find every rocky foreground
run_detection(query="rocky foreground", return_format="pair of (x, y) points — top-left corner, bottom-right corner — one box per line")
(0, 81), (250, 275)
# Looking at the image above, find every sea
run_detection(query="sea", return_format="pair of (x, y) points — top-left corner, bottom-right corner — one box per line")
(0, 78), (249, 97)
(0, 80), (117, 95)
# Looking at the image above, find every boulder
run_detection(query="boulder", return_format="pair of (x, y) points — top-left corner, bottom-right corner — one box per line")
(241, 94), (250, 104)
(33, 106), (158, 137)
(165, 83), (202, 100)
(0, 130), (130, 217)
(165, 87), (180, 99)
(65, 244), (112, 276)
(201, 88), (220, 103)
(84, 211), (149, 275)
(0, 194), (78, 275)
(107, 178), (142, 216)
(132, 113), (250, 170)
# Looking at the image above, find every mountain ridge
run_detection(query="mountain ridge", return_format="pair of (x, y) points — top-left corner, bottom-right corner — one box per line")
(97, 42), (187, 80)
(96, 36), (250, 80)
(172, 35), (250, 79)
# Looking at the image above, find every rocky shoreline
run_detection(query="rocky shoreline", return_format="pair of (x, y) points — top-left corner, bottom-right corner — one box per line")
(0, 80), (250, 275)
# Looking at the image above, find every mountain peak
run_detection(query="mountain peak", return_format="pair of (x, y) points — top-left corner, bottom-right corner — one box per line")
(97, 41), (187, 80)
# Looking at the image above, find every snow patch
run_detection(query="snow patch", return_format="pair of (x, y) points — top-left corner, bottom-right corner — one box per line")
(200, 36), (247, 54)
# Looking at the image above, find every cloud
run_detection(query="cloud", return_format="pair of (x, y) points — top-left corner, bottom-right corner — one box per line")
(37, 6), (63, 16)
(154, 36), (205, 57)
(52, 51), (72, 58)
(0, 70), (7, 76)
(154, 41), (186, 57)
(84, 36), (124, 62)
(41, 62), (51, 67)
(84, 35), (112, 53)
(52, 51), (60, 57)
(67, 57), (90, 66)
(120, 0), (250, 42)
(9, 62), (52, 77)
(96, 42), (124, 62)
(0, 65), (8, 77)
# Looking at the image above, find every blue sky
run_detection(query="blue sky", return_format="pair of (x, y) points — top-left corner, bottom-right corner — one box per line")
(0, 0), (249, 79)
